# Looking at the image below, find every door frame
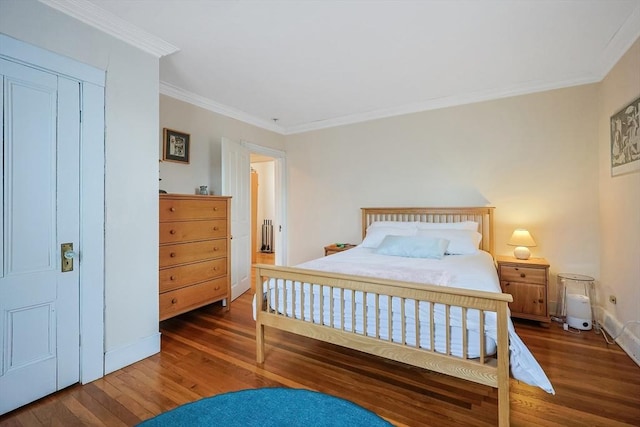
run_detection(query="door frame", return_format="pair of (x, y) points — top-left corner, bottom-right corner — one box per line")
(1, 34), (106, 383)
(242, 141), (287, 266)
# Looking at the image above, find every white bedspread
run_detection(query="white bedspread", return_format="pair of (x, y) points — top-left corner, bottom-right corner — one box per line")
(258, 247), (555, 394)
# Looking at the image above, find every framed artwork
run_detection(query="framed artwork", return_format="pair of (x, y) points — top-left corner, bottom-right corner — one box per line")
(610, 95), (640, 176)
(163, 128), (190, 164)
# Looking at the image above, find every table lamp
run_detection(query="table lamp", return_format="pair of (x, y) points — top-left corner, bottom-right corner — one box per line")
(508, 229), (536, 260)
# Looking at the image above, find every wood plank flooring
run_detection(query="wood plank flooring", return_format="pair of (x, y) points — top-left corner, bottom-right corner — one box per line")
(1, 273), (639, 426)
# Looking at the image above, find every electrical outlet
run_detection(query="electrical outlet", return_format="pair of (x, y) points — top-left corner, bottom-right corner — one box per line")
(609, 295), (617, 304)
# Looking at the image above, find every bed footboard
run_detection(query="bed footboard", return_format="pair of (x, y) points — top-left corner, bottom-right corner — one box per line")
(254, 264), (513, 426)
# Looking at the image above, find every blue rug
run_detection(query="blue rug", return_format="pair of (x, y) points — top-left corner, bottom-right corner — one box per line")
(138, 387), (393, 426)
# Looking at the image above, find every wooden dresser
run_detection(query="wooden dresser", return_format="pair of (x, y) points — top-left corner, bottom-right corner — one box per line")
(159, 194), (231, 321)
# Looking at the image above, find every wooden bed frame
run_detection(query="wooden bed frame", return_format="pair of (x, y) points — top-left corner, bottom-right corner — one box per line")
(254, 207), (513, 426)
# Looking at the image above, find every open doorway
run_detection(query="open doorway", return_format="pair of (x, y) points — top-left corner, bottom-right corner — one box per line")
(250, 153), (276, 278)
(222, 139), (286, 298)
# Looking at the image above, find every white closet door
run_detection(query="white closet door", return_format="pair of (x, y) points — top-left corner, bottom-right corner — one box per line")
(0, 59), (81, 415)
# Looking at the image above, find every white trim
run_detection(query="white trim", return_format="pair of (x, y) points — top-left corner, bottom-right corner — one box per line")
(242, 142), (288, 266)
(37, 0), (179, 58)
(160, 81), (284, 134)
(0, 34), (104, 85)
(595, 4), (640, 79)
(79, 82), (106, 383)
(104, 332), (161, 375)
(0, 36), (106, 385)
(600, 309), (640, 367)
(160, 73), (602, 136)
(284, 76), (601, 134)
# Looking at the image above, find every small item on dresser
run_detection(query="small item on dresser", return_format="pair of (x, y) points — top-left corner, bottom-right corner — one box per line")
(199, 185), (208, 195)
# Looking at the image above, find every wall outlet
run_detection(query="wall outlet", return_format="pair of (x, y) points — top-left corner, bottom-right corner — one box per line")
(609, 295), (617, 304)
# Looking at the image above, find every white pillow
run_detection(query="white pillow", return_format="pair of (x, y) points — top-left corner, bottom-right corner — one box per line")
(415, 221), (479, 231)
(416, 229), (482, 255)
(374, 235), (449, 259)
(361, 227), (416, 248)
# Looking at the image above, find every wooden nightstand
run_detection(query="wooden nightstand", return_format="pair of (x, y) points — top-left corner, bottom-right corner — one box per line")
(496, 255), (550, 325)
(324, 243), (356, 256)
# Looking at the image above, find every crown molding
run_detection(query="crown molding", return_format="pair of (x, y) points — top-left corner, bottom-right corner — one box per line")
(159, 81), (285, 134)
(38, 0), (179, 58)
(161, 74), (599, 136)
(283, 75), (601, 135)
(594, 2), (640, 79)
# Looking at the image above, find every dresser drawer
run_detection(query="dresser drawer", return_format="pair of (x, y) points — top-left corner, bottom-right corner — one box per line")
(159, 239), (228, 268)
(160, 259), (227, 293)
(159, 219), (227, 244)
(159, 278), (228, 321)
(500, 265), (546, 285)
(160, 198), (227, 221)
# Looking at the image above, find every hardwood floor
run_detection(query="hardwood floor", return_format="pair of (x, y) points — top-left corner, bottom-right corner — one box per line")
(2, 283), (639, 426)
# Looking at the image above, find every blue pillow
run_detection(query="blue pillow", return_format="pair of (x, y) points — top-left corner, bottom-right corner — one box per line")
(374, 235), (449, 259)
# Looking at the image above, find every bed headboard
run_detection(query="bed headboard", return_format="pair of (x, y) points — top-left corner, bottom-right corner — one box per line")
(361, 207), (495, 257)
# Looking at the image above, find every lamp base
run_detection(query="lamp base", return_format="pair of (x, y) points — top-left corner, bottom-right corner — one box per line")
(513, 246), (531, 260)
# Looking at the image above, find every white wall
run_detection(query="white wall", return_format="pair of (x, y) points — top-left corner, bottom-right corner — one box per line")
(598, 37), (640, 361)
(1, 0), (161, 369)
(159, 95), (284, 196)
(285, 84), (601, 308)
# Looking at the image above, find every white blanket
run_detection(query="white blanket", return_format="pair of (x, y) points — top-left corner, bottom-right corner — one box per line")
(258, 247), (555, 394)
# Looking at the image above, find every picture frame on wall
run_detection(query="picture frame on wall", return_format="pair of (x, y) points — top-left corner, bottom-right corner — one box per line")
(163, 128), (190, 164)
(610, 95), (640, 176)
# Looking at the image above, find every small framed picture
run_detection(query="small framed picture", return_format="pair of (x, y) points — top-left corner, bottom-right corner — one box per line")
(163, 128), (190, 164)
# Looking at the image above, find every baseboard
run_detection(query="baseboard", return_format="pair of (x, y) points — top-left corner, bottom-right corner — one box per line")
(599, 309), (640, 367)
(103, 332), (161, 375)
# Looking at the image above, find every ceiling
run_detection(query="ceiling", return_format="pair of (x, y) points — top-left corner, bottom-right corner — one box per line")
(42, 0), (640, 134)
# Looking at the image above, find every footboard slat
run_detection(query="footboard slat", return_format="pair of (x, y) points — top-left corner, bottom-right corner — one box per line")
(255, 262), (512, 426)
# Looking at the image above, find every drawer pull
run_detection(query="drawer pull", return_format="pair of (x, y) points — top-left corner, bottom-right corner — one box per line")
(213, 226), (219, 231)
(213, 247), (219, 252)
(213, 207), (219, 211)
(170, 252), (176, 258)
(538, 299), (544, 303)
(170, 275), (176, 281)
(213, 266), (219, 271)
(214, 286), (220, 291)
(170, 207), (176, 212)
(170, 229), (176, 234)
(171, 298), (177, 304)
(520, 273), (526, 278)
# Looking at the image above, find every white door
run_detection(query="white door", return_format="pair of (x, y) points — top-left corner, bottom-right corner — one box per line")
(221, 137), (251, 299)
(0, 59), (81, 414)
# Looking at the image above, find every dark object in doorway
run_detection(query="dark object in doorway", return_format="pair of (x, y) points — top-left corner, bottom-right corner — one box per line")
(261, 219), (273, 253)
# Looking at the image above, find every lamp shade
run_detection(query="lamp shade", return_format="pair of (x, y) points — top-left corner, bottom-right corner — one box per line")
(508, 229), (536, 247)
(508, 229), (536, 260)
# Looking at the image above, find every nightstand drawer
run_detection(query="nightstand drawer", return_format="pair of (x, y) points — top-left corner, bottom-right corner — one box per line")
(500, 265), (546, 285)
